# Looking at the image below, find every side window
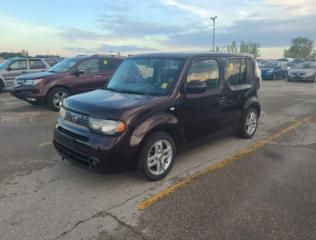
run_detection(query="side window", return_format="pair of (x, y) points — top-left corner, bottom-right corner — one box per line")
(77, 59), (100, 74)
(30, 59), (46, 69)
(227, 58), (247, 85)
(9, 60), (27, 71)
(100, 58), (121, 72)
(187, 59), (220, 89)
(45, 59), (57, 66)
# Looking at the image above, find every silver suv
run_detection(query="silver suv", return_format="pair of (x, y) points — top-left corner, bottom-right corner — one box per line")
(0, 57), (58, 92)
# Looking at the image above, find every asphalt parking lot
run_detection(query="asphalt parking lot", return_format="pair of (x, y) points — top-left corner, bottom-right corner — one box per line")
(1, 80), (316, 240)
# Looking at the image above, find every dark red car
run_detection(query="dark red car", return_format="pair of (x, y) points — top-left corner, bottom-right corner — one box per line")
(12, 54), (124, 110)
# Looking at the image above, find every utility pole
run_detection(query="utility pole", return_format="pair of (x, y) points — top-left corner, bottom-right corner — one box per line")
(210, 16), (217, 51)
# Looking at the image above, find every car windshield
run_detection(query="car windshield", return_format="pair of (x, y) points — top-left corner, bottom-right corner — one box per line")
(293, 63), (316, 69)
(261, 62), (278, 68)
(106, 57), (184, 96)
(0, 59), (11, 70)
(47, 57), (80, 73)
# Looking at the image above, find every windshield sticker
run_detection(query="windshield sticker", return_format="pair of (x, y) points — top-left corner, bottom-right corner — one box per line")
(161, 82), (168, 89)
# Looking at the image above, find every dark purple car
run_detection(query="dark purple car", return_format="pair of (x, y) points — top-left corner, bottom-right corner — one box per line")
(54, 52), (261, 181)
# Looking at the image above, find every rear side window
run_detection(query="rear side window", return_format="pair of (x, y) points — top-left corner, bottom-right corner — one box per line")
(9, 60), (27, 71)
(77, 59), (100, 73)
(30, 59), (46, 69)
(45, 59), (58, 66)
(187, 59), (220, 89)
(100, 58), (121, 72)
(227, 58), (247, 85)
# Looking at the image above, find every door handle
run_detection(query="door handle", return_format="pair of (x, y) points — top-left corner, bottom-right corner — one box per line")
(94, 76), (102, 79)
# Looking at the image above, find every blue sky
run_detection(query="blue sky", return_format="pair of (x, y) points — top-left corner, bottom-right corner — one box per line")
(0, 0), (315, 58)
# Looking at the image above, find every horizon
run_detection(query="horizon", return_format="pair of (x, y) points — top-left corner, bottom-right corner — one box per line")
(1, 0), (315, 58)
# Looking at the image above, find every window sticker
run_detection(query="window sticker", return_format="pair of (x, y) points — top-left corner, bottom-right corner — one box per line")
(161, 82), (168, 89)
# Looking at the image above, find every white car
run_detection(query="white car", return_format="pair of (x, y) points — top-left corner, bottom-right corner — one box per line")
(256, 61), (262, 89)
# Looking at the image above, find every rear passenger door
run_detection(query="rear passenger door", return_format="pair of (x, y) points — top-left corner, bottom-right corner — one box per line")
(29, 59), (48, 73)
(223, 57), (254, 127)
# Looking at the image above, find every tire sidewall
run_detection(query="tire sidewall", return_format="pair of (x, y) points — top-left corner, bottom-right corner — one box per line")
(47, 87), (70, 111)
(240, 107), (259, 139)
(138, 131), (176, 181)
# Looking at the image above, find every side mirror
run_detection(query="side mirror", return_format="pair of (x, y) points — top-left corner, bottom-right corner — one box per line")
(73, 69), (85, 76)
(187, 81), (207, 94)
(7, 66), (12, 71)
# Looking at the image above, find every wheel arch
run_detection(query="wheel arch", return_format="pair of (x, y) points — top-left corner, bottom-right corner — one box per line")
(243, 96), (261, 117)
(45, 85), (72, 103)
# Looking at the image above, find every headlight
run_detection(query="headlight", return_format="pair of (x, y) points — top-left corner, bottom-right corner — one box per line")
(305, 72), (313, 77)
(89, 118), (125, 135)
(59, 107), (66, 119)
(24, 79), (43, 85)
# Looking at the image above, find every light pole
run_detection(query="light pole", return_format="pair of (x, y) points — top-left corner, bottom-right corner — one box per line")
(210, 16), (217, 51)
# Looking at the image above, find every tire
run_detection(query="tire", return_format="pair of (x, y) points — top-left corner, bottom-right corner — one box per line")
(0, 80), (4, 93)
(47, 87), (70, 111)
(137, 131), (176, 181)
(238, 107), (259, 139)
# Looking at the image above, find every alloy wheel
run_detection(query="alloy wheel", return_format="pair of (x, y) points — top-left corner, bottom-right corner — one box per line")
(52, 91), (68, 109)
(147, 139), (173, 176)
(245, 111), (258, 136)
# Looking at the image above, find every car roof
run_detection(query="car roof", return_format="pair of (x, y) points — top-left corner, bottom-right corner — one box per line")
(129, 52), (254, 60)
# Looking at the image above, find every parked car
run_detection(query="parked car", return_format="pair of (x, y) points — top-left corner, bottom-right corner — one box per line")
(288, 62), (316, 82)
(255, 61), (262, 88)
(0, 57), (56, 92)
(12, 54), (124, 110)
(53, 52), (261, 181)
(260, 61), (288, 80)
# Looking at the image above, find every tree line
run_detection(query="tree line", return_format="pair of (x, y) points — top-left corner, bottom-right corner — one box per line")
(216, 37), (315, 60)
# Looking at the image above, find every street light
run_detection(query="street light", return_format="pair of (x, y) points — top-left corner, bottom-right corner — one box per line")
(210, 16), (217, 52)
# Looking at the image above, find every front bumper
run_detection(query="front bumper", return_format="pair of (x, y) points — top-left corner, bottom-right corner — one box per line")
(11, 87), (44, 102)
(288, 75), (314, 81)
(53, 120), (138, 173)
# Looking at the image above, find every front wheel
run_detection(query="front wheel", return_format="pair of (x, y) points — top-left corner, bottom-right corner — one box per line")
(47, 87), (70, 111)
(238, 107), (259, 139)
(137, 132), (176, 181)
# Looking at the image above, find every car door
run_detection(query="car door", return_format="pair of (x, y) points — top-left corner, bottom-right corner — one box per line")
(29, 59), (48, 74)
(72, 58), (104, 93)
(2, 59), (28, 88)
(178, 58), (226, 141)
(223, 57), (253, 126)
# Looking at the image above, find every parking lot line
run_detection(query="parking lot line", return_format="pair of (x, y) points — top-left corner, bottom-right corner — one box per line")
(137, 116), (312, 210)
(39, 141), (52, 147)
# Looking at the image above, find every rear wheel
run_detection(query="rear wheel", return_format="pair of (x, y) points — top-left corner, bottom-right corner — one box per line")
(137, 132), (176, 181)
(47, 87), (70, 111)
(238, 107), (259, 139)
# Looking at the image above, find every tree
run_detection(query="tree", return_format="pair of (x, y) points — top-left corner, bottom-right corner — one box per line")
(226, 41), (238, 53)
(284, 37), (314, 60)
(239, 41), (261, 58)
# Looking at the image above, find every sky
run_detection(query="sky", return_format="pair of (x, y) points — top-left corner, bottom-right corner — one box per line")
(0, 0), (315, 58)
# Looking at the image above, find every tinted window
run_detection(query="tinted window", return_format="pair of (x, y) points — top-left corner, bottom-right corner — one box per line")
(100, 58), (121, 72)
(227, 58), (247, 85)
(9, 60), (27, 71)
(77, 59), (100, 73)
(187, 59), (220, 89)
(30, 59), (46, 69)
(45, 59), (58, 66)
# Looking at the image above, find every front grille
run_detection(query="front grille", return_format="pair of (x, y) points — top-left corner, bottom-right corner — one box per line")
(64, 110), (89, 127)
(57, 126), (89, 142)
(54, 141), (90, 168)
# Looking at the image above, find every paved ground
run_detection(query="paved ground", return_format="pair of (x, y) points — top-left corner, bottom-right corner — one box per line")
(0, 80), (316, 240)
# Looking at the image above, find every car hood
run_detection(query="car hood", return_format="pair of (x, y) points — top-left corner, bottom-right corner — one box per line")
(16, 71), (61, 80)
(289, 69), (316, 74)
(64, 89), (161, 120)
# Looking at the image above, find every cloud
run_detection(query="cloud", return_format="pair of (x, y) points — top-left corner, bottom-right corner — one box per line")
(99, 44), (156, 52)
(60, 28), (108, 41)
